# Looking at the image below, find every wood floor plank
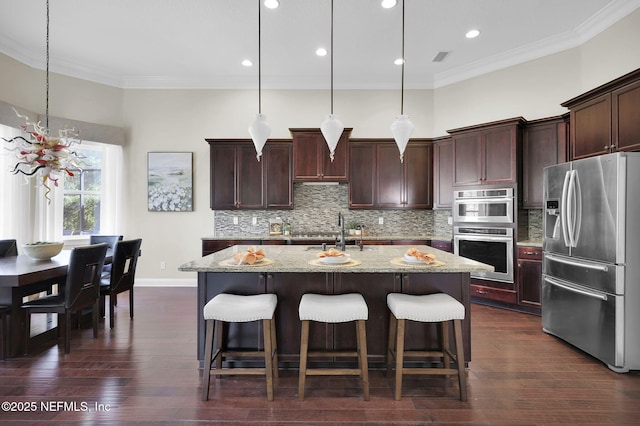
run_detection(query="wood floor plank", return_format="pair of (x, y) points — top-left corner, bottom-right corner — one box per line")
(0, 287), (639, 424)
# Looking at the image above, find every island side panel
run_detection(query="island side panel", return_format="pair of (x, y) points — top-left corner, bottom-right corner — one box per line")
(197, 271), (266, 363)
(266, 272), (332, 365)
(401, 272), (471, 363)
(334, 272), (402, 364)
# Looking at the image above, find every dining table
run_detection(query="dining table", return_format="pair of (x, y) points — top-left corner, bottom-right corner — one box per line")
(0, 249), (112, 357)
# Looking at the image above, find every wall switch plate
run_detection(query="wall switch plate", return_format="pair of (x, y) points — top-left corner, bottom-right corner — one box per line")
(378, 217), (384, 225)
(233, 216), (238, 225)
(448, 216), (453, 225)
(252, 216), (257, 225)
(160, 261), (166, 270)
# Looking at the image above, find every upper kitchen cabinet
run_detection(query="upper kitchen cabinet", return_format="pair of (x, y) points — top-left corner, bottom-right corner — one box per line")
(562, 68), (640, 160)
(432, 136), (453, 209)
(290, 128), (351, 182)
(207, 139), (293, 210)
(522, 116), (568, 208)
(349, 139), (432, 209)
(450, 117), (525, 187)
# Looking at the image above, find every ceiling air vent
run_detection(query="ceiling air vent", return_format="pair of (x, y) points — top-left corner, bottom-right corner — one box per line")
(432, 51), (452, 62)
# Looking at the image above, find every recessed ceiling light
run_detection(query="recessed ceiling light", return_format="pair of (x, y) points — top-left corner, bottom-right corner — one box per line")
(264, 0), (279, 9)
(381, 0), (397, 8)
(394, 58), (404, 65)
(466, 29), (480, 39)
(242, 59), (253, 67)
(316, 48), (328, 57)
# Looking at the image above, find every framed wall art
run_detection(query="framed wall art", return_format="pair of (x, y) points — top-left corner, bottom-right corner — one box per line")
(147, 151), (193, 212)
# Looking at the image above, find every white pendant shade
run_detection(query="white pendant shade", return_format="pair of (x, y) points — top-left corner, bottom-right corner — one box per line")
(320, 113), (344, 162)
(390, 114), (414, 163)
(248, 113), (271, 161)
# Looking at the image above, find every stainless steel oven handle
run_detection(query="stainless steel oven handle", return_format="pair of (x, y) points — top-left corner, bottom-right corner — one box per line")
(545, 253), (609, 272)
(544, 276), (608, 301)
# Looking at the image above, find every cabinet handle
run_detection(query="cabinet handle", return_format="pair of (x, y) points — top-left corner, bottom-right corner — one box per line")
(523, 251), (537, 255)
(476, 289), (488, 295)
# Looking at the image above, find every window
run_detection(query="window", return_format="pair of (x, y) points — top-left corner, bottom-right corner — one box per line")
(62, 145), (103, 235)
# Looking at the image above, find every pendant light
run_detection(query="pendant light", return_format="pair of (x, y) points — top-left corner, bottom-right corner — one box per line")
(320, 0), (344, 162)
(2, 0), (80, 202)
(248, 0), (271, 161)
(390, 0), (414, 163)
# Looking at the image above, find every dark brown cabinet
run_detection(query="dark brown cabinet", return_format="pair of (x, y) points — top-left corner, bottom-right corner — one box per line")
(349, 139), (432, 209)
(450, 118), (525, 187)
(522, 116), (568, 208)
(433, 137), (453, 209)
(207, 139), (293, 210)
(290, 128), (351, 182)
(562, 68), (640, 160)
(516, 245), (542, 314)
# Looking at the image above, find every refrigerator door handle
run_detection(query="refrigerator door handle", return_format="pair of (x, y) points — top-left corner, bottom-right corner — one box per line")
(566, 170), (578, 247)
(544, 276), (608, 301)
(545, 253), (609, 272)
(560, 170), (571, 247)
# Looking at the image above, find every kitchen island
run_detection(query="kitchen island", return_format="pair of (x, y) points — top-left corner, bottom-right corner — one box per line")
(179, 244), (492, 368)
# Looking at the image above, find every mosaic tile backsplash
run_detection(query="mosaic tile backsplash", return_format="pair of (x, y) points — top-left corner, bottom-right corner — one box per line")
(213, 183), (453, 238)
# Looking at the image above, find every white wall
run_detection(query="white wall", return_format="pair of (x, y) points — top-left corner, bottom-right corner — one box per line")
(2, 8), (640, 282)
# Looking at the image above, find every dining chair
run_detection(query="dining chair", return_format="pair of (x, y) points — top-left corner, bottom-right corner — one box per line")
(89, 235), (123, 277)
(21, 243), (108, 354)
(100, 239), (142, 329)
(0, 239), (18, 257)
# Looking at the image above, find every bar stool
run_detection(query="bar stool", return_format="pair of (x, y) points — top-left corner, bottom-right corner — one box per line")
(386, 293), (467, 401)
(298, 293), (370, 400)
(201, 293), (279, 401)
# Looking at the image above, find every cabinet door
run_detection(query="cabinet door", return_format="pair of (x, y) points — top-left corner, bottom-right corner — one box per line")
(571, 94), (612, 160)
(404, 142), (432, 208)
(264, 142), (293, 209)
(210, 144), (237, 209)
(483, 126), (517, 184)
(453, 133), (482, 186)
(376, 143), (404, 208)
(292, 130), (349, 182)
(522, 120), (567, 208)
(237, 144), (265, 208)
(517, 259), (542, 308)
(349, 142), (376, 208)
(292, 132), (321, 180)
(612, 79), (640, 152)
(433, 138), (453, 209)
(321, 132), (349, 181)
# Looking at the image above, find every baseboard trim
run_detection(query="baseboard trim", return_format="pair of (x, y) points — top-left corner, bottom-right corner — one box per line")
(135, 278), (197, 287)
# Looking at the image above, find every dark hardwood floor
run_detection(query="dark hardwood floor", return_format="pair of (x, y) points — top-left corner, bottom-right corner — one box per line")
(1, 287), (639, 425)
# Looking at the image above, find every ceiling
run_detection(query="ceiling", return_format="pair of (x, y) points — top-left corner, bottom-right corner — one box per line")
(0, 0), (639, 90)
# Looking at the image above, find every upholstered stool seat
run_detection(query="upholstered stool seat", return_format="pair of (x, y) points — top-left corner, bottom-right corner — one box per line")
(387, 293), (467, 401)
(298, 293), (370, 400)
(201, 293), (279, 401)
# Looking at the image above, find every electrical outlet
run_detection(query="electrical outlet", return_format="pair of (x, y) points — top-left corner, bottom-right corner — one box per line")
(252, 216), (257, 225)
(233, 216), (239, 225)
(448, 216), (453, 225)
(378, 217), (384, 225)
(160, 261), (166, 270)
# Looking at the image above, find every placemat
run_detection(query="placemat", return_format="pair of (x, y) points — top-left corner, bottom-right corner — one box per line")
(220, 258), (275, 267)
(389, 257), (446, 267)
(308, 259), (362, 267)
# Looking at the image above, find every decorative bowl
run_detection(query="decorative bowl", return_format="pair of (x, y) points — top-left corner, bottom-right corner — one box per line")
(22, 242), (64, 260)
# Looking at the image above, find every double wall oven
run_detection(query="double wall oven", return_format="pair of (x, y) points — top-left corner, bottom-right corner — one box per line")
(453, 188), (515, 283)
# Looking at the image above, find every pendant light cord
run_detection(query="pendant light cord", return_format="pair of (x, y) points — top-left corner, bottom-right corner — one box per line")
(46, 0), (50, 131)
(400, 0), (405, 115)
(258, 0), (262, 114)
(330, 0), (334, 114)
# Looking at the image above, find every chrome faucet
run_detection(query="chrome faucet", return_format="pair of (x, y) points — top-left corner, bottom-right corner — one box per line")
(337, 212), (346, 251)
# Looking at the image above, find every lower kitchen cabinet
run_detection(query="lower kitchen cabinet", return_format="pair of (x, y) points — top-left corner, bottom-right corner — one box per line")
(516, 245), (542, 315)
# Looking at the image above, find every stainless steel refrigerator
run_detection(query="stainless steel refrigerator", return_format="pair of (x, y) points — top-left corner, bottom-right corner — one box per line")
(542, 152), (640, 372)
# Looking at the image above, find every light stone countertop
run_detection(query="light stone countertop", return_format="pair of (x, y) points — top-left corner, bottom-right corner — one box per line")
(201, 235), (452, 242)
(179, 244), (493, 274)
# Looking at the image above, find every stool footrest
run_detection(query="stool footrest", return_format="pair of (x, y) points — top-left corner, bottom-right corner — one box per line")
(401, 367), (461, 376)
(208, 368), (268, 375)
(305, 368), (363, 376)
(307, 351), (359, 358)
